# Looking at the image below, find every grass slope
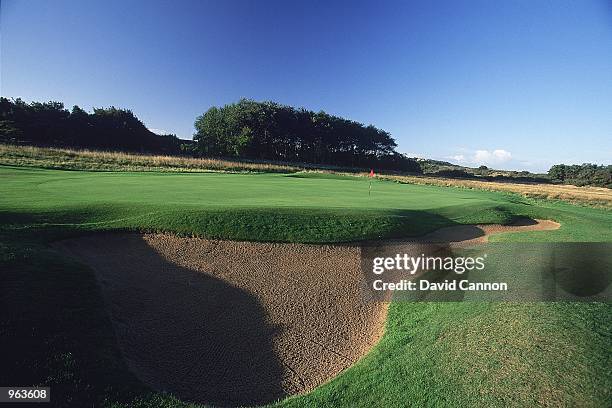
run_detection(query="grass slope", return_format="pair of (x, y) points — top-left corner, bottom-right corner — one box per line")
(0, 144), (302, 173)
(1, 165), (610, 408)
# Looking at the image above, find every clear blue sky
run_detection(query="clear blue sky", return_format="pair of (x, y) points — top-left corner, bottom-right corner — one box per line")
(1, 0), (611, 172)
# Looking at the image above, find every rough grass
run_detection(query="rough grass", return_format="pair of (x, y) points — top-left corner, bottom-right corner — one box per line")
(0, 144), (372, 175)
(378, 174), (612, 207)
(0, 144), (302, 173)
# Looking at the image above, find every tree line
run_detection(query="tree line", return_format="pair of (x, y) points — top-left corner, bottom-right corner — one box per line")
(0, 97), (419, 172)
(10, 96), (609, 186)
(0, 97), (182, 153)
(548, 163), (611, 188)
(193, 99), (420, 172)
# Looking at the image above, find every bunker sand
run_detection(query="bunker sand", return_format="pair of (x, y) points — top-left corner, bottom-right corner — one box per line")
(417, 218), (560, 246)
(53, 218), (559, 406)
(55, 234), (386, 407)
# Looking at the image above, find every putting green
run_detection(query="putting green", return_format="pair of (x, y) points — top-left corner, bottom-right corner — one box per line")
(3, 166), (503, 209)
(1, 165), (609, 242)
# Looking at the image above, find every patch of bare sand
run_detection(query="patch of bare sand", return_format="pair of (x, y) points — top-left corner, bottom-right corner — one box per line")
(53, 218), (559, 406)
(417, 218), (560, 247)
(54, 234), (386, 407)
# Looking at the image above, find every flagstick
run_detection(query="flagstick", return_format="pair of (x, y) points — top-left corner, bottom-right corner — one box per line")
(369, 179), (371, 196)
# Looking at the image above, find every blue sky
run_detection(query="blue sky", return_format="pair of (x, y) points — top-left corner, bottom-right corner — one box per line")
(1, 0), (611, 172)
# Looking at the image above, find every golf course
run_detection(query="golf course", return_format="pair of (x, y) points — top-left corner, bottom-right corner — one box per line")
(1, 163), (610, 407)
(3, 1), (611, 406)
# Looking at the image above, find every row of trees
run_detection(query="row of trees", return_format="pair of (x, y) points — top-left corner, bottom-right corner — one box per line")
(4, 97), (611, 185)
(548, 163), (611, 188)
(0, 98), (182, 153)
(193, 99), (420, 171)
(1, 97), (419, 172)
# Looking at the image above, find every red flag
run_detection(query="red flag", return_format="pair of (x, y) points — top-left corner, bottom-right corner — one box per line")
(369, 169), (375, 177)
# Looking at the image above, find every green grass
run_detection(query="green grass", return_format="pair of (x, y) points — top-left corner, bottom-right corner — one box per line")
(276, 302), (610, 408)
(2, 165), (609, 242)
(0, 165), (519, 242)
(0, 165), (610, 407)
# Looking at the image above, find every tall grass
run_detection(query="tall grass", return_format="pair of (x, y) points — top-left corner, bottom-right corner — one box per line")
(0, 144), (302, 173)
(378, 174), (612, 207)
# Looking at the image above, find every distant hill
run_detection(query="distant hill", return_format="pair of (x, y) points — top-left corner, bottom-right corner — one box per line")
(412, 158), (551, 184)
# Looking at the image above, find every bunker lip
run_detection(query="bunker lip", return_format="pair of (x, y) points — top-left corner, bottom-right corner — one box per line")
(415, 218), (560, 246)
(52, 218), (558, 406)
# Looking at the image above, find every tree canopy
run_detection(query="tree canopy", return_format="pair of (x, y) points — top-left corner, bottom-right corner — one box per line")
(1, 97), (421, 172)
(548, 163), (611, 188)
(194, 99), (420, 172)
(0, 97), (182, 153)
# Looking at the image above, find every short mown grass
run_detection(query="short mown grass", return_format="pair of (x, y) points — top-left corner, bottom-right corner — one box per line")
(2, 144), (610, 207)
(1, 165), (610, 407)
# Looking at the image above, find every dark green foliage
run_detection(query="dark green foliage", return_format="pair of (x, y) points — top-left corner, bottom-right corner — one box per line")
(0, 120), (24, 142)
(0, 97), (183, 154)
(549, 163), (611, 188)
(431, 169), (477, 179)
(194, 99), (421, 172)
(416, 158), (551, 183)
(485, 174), (550, 183)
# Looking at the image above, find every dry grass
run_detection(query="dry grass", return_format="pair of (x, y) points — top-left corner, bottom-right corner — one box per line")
(376, 174), (612, 207)
(0, 144), (302, 173)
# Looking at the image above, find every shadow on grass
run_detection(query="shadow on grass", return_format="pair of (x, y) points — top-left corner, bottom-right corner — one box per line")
(2, 206), (467, 243)
(0, 241), (147, 407)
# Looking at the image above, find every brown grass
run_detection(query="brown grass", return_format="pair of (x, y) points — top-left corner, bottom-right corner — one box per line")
(375, 174), (612, 207)
(0, 144), (302, 173)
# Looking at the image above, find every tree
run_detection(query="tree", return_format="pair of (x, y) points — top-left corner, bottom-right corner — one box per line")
(0, 120), (24, 142)
(192, 99), (419, 172)
(548, 163), (611, 188)
(0, 97), (182, 154)
(548, 164), (567, 181)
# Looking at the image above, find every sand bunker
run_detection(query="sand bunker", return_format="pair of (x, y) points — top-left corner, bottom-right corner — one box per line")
(55, 234), (386, 406)
(53, 218), (558, 406)
(417, 218), (560, 247)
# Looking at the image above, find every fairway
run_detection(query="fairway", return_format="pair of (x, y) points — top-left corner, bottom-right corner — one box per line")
(4, 2), (611, 406)
(1, 165), (611, 408)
